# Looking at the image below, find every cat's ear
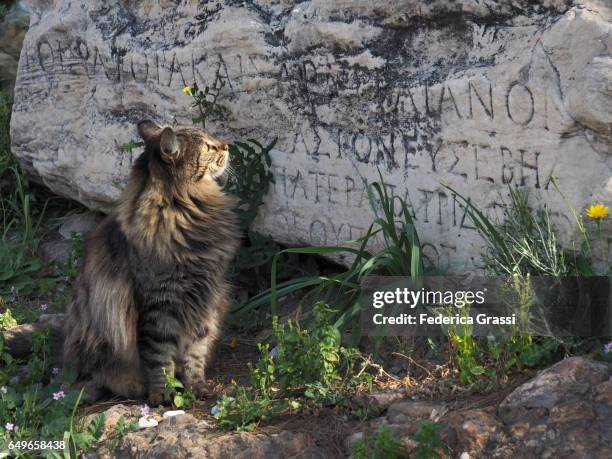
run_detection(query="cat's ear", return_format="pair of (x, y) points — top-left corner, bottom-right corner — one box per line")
(137, 120), (162, 141)
(159, 127), (179, 161)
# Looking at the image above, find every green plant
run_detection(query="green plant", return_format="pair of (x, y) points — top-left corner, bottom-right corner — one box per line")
(185, 80), (228, 129)
(250, 302), (370, 404)
(0, 91), (50, 297)
(353, 426), (408, 459)
(212, 386), (278, 432)
(0, 331), (106, 458)
(214, 303), (371, 431)
(223, 140), (302, 308)
(118, 140), (145, 151)
(448, 185), (569, 276)
(0, 307), (17, 330)
(439, 276), (561, 386)
(411, 421), (447, 459)
(235, 170), (424, 340)
(162, 367), (196, 409)
(113, 415), (138, 436)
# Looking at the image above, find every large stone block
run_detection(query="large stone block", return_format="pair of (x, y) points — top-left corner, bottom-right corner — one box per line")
(10, 0), (612, 270)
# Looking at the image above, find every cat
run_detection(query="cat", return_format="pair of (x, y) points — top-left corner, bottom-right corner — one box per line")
(63, 120), (239, 405)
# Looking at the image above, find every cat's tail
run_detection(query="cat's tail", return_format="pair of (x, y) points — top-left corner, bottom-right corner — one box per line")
(2, 314), (64, 365)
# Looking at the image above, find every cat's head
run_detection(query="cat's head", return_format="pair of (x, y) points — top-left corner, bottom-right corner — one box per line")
(137, 120), (229, 182)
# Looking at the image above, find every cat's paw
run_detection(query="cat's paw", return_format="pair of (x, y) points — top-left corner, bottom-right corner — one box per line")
(147, 390), (167, 407)
(190, 380), (214, 400)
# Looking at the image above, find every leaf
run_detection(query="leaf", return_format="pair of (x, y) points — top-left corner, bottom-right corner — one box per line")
(87, 413), (106, 440)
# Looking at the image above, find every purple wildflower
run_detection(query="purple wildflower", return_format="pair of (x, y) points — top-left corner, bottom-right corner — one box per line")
(40, 303), (48, 311)
(5, 422), (14, 431)
(141, 404), (150, 417)
(52, 367), (60, 376)
(604, 341), (612, 354)
(53, 391), (65, 400)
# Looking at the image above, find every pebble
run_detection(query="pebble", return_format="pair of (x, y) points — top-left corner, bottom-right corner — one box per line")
(138, 416), (159, 429)
(162, 410), (186, 419)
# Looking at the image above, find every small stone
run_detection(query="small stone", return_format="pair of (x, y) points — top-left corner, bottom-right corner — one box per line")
(162, 410), (186, 419)
(387, 401), (445, 423)
(58, 213), (103, 240)
(138, 417), (158, 429)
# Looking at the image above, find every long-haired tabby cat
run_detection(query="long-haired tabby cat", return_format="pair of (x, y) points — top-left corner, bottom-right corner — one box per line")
(63, 120), (239, 405)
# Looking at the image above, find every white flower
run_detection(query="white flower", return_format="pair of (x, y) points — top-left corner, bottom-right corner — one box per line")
(140, 404), (150, 417)
(0, 386), (7, 394)
(5, 422), (14, 431)
(138, 416), (158, 429)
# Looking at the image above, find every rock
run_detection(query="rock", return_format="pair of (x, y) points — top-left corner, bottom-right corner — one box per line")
(498, 356), (610, 423)
(10, 1), (612, 270)
(438, 356), (612, 457)
(162, 409), (186, 419)
(3, 313), (63, 360)
(58, 212), (103, 240)
(114, 424), (322, 458)
(38, 237), (71, 264)
(443, 409), (504, 457)
(0, 52), (18, 83)
(386, 400), (445, 424)
(352, 390), (406, 411)
(137, 416), (158, 429)
(0, 1), (29, 89)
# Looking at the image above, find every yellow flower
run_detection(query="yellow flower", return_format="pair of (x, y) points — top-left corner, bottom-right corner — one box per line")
(182, 86), (191, 95)
(586, 203), (609, 220)
(229, 337), (238, 349)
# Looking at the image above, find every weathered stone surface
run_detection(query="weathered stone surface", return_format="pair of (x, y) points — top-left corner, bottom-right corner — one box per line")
(10, 0), (612, 269)
(57, 211), (103, 239)
(448, 356), (611, 457)
(498, 355), (610, 423)
(386, 400), (445, 423)
(90, 417), (325, 459)
(0, 1), (29, 89)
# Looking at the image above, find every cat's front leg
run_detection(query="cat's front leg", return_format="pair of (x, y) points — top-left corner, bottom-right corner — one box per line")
(180, 309), (224, 398)
(139, 313), (181, 406)
(181, 334), (216, 398)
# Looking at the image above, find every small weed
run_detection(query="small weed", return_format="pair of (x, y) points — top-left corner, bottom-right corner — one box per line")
(114, 415), (138, 436)
(214, 303), (371, 430)
(595, 340), (612, 363)
(448, 185), (569, 276)
(251, 302), (371, 404)
(353, 426), (408, 459)
(212, 386), (278, 432)
(411, 421), (447, 459)
(185, 80), (228, 129)
(0, 308), (17, 330)
(162, 367), (196, 409)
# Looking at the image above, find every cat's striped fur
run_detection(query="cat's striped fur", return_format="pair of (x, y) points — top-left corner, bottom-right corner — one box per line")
(63, 121), (239, 405)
